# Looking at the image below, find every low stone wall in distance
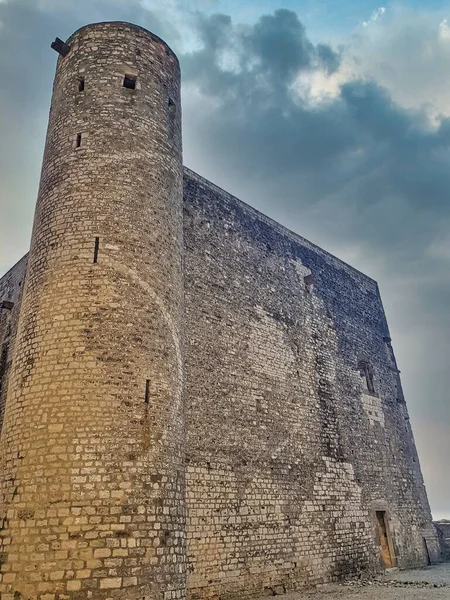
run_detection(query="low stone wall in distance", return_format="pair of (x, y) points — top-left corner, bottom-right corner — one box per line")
(434, 522), (450, 561)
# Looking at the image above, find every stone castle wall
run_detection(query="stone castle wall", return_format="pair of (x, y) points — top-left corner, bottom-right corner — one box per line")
(182, 168), (439, 599)
(435, 522), (450, 561)
(0, 255), (28, 433)
(0, 20), (440, 600)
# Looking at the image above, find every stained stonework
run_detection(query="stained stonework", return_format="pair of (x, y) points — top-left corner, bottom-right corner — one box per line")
(0, 22), (185, 600)
(0, 255), (28, 434)
(435, 522), (450, 561)
(0, 20), (440, 600)
(183, 168), (440, 599)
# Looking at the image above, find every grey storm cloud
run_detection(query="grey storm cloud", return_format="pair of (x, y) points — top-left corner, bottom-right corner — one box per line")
(0, 1), (449, 516)
(180, 9), (450, 518)
(183, 10), (341, 97)
(181, 10), (450, 280)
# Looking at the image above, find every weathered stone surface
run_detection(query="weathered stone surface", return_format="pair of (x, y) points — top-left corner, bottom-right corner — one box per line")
(0, 21), (185, 600)
(0, 255), (27, 432)
(182, 169), (440, 599)
(0, 19), (439, 600)
(434, 522), (450, 561)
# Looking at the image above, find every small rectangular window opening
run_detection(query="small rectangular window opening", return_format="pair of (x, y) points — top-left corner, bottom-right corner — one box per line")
(93, 237), (99, 264)
(304, 273), (314, 293)
(76, 133), (82, 148)
(358, 359), (376, 394)
(78, 77), (85, 92)
(145, 379), (150, 404)
(0, 301), (14, 311)
(123, 74), (136, 90)
(168, 97), (175, 109)
(366, 366), (375, 394)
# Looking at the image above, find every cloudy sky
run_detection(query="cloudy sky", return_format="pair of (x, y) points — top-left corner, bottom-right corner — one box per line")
(1, 0), (449, 518)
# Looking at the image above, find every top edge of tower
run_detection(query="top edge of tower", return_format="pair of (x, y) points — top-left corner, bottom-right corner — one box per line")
(65, 21), (179, 66)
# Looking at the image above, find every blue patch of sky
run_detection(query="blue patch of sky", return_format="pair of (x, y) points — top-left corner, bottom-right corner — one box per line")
(195, 0), (450, 43)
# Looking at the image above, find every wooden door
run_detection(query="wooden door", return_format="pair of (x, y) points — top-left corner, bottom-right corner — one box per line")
(376, 511), (394, 568)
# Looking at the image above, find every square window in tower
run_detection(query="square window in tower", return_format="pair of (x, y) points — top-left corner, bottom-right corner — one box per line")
(123, 74), (137, 90)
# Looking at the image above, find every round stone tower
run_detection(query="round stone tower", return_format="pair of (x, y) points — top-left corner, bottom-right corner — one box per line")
(0, 23), (185, 599)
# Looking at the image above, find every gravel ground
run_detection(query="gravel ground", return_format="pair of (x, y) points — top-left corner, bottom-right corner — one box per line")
(386, 563), (450, 586)
(258, 564), (450, 600)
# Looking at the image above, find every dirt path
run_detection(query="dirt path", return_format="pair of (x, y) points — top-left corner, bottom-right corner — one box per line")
(259, 564), (450, 600)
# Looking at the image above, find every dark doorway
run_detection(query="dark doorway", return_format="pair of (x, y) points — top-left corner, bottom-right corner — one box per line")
(376, 511), (394, 568)
(423, 537), (431, 566)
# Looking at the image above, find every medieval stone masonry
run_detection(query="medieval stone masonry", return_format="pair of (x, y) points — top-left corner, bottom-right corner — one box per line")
(0, 21), (441, 600)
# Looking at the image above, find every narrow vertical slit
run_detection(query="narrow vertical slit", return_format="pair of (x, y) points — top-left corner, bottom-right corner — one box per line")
(76, 133), (82, 148)
(93, 237), (99, 264)
(145, 380), (150, 404)
(0, 344), (9, 382)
